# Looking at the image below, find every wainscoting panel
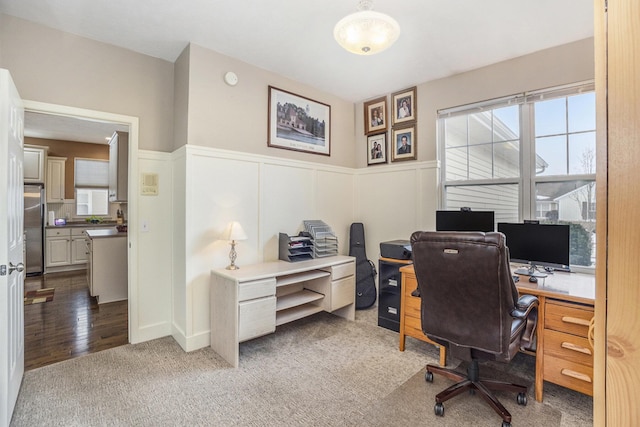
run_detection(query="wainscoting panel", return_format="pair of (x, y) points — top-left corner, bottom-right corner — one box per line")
(177, 146), (355, 351)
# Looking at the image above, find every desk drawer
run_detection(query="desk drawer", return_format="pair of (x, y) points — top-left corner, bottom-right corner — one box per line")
(238, 296), (276, 342)
(404, 296), (421, 319)
(405, 313), (423, 332)
(330, 276), (355, 311)
(238, 278), (276, 302)
(543, 354), (593, 396)
(544, 329), (593, 367)
(545, 301), (593, 337)
(403, 275), (418, 296)
(328, 261), (355, 281)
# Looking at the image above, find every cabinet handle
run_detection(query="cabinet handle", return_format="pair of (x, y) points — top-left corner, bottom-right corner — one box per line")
(588, 316), (595, 350)
(560, 368), (592, 383)
(561, 316), (590, 327)
(561, 342), (592, 355)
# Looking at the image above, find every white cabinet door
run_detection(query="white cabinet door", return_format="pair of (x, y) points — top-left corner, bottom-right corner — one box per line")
(71, 237), (88, 264)
(46, 238), (71, 267)
(23, 146), (46, 182)
(46, 157), (66, 202)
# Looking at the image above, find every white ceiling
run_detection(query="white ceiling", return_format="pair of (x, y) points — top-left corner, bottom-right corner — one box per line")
(24, 112), (129, 144)
(2, 0), (594, 141)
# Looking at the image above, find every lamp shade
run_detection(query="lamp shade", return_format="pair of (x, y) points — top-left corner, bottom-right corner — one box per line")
(333, 1), (400, 55)
(222, 221), (248, 241)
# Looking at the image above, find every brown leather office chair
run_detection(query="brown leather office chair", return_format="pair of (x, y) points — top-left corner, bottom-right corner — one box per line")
(410, 231), (539, 427)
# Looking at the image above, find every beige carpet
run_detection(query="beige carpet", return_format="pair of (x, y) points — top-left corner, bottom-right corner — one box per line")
(10, 309), (592, 426)
(361, 362), (561, 426)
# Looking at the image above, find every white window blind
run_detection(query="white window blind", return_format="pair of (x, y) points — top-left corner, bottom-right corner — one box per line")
(75, 158), (108, 188)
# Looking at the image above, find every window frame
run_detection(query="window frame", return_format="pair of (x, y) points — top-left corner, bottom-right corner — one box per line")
(74, 157), (109, 217)
(438, 81), (596, 273)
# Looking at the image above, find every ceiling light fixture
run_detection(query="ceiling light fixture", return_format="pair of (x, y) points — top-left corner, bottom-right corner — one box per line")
(333, 0), (400, 56)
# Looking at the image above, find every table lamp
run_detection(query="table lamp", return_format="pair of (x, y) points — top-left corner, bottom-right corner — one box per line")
(222, 221), (247, 270)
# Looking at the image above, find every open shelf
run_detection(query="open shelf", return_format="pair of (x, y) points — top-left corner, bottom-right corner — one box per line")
(276, 289), (324, 312)
(276, 270), (330, 287)
(276, 304), (324, 326)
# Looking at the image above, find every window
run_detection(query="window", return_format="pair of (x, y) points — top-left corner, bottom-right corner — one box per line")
(439, 82), (596, 269)
(75, 158), (109, 217)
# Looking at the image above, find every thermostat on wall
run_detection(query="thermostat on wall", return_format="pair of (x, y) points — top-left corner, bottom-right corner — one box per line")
(141, 172), (159, 196)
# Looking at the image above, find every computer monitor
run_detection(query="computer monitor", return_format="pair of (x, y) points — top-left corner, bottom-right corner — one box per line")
(435, 210), (495, 232)
(497, 222), (571, 273)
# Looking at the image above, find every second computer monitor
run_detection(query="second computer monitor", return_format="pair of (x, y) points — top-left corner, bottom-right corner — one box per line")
(497, 222), (571, 272)
(435, 210), (495, 232)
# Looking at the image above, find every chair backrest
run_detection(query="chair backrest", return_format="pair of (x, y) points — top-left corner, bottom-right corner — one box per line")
(410, 231), (519, 356)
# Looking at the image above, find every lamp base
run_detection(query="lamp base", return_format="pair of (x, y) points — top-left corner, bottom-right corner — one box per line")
(226, 240), (240, 270)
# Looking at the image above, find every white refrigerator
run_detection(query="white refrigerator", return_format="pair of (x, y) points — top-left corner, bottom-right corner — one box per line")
(24, 183), (45, 275)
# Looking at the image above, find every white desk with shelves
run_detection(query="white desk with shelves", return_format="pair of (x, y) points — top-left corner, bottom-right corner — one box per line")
(210, 255), (356, 367)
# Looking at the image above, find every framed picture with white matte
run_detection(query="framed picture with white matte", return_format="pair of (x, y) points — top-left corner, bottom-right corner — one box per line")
(391, 126), (416, 162)
(392, 87), (416, 125)
(367, 133), (387, 165)
(267, 86), (331, 156)
(364, 97), (387, 135)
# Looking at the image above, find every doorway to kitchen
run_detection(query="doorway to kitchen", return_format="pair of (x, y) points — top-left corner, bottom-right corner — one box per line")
(22, 101), (139, 369)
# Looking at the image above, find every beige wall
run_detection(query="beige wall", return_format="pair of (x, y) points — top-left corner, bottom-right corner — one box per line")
(355, 37), (595, 167)
(0, 14), (175, 152)
(173, 45), (190, 151)
(183, 44), (357, 168)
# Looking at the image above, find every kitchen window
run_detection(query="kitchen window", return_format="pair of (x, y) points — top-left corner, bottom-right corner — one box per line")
(438, 81), (596, 270)
(75, 158), (109, 216)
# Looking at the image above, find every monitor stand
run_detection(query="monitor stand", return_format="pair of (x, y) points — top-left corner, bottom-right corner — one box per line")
(514, 266), (548, 278)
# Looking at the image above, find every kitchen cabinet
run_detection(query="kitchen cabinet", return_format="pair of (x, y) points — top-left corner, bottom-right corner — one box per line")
(108, 131), (128, 202)
(45, 226), (100, 272)
(24, 145), (47, 182)
(46, 156), (66, 202)
(85, 229), (128, 304)
(45, 228), (71, 267)
(71, 228), (89, 264)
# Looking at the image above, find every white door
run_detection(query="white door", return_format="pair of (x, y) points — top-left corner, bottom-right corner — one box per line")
(0, 69), (25, 427)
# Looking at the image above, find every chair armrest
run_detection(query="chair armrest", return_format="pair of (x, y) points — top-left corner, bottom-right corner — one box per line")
(512, 294), (539, 352)
(511, 294), (539, 319)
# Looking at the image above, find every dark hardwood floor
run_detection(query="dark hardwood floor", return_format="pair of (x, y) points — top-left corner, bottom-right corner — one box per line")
(24, 270), (128, 371)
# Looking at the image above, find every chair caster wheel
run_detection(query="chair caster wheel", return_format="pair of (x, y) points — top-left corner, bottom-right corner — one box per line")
(517, 392), (527, 406)
(502, 421), (512, 427)
(434, 402), (444, 416)
(425, 371), (434, 383)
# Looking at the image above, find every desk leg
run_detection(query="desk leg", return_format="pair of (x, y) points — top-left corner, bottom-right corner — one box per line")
(535, 295), (546, 402)
(438, 345), (447, 366)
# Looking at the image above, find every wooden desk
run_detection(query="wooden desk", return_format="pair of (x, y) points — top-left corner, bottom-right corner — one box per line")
(515, 270), (595, 402)
(398, 265), (447, 366)
(398, 264), (595, 402)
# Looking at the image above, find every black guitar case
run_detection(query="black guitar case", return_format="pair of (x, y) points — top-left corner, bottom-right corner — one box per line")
(348, 223), (377, 309)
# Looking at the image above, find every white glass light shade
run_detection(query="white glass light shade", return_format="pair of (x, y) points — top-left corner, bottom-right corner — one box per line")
(333, 10), (400, 55)
(222, 221), (247, 242)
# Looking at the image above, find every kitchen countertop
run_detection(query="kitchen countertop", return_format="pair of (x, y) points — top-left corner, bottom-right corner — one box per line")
(46, 222), (124, 229)
(85, 228), (127, 239)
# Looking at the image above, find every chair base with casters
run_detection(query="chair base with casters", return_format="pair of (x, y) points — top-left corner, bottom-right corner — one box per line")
(425, 359), (527, 427)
